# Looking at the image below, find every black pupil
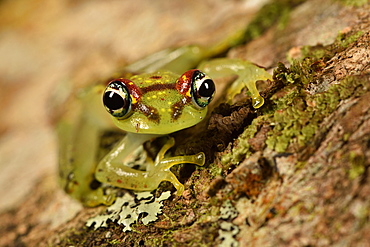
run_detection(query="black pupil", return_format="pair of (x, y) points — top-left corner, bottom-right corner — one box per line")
(198, 79), (215, 97)
(103, 91), (125, 110)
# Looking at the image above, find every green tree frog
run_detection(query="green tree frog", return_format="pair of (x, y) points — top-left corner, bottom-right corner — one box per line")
(57, 47), (271, 207)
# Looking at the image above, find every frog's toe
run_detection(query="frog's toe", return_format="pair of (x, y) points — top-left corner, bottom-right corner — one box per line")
(81, 189), (116, 207)
(252, 96), (264, 108)
(194, 152), (206, 166)
(176, 185), (185, 196)
(161, 171), (184, 196)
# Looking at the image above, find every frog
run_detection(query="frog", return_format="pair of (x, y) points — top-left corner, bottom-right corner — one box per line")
(57, 43), (271, 207)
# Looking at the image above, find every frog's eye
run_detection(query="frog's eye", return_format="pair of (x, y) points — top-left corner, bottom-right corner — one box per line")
(191, 70), (215, 108)
(103, 80), (132, 118)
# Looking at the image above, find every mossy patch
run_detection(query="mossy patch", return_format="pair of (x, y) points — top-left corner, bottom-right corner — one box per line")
(348, 151), (366, 180)
(221, 116), (267, 165)
(336, 0), (368, 7)
(289, 30), (364, 65)
(223, 29), (369, 165)
(335, 31), (364, 48)
(242, 0), (307, 43)
(267, 64), (369, 154)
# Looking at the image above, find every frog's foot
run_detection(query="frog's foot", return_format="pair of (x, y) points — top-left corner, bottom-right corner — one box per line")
(149, 137), (205, 195)
(154, 171), (185, 196)
(64, 174), (116, 207)
(79, 187), (116, 207)
(198, 58), (270, 108)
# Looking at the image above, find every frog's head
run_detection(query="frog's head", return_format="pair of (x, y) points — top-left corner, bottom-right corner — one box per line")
(102, 70), (215, 134)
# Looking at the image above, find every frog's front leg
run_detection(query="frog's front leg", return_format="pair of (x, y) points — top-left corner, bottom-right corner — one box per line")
(199, 58), (271, 108)
(95, 134), (205, 196)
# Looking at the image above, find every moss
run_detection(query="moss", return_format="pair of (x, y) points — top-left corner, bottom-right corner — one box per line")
(293, 31), (364, 64)
(299, 45), (329, 62)
(207, 0), (308, 57)
(208, 162), (223, 177)
(270, 30), (370, 154)
(145, 229), (175, 247)
(224, 53), (369, 165)
(107, 239), (121, 245)
(266, 70), (369, 154)
(348, 151), (366, 180)
(275, 58), (324, 87)
(57, 227), (88, 246)
(336, 31), (364, 48)
(242, 0), (306, 43)
(221, 22), (369, 168)
(221, 116), (266, 165)
(335, 0), (368, 7)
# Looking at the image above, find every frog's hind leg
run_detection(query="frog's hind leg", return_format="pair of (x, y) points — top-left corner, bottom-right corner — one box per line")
(58, 115), (116, 207)
(57, 84), (117, 207)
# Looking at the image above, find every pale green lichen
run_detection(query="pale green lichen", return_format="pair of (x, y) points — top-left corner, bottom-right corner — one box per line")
(218, 222), (239, 247)
(86, 191), (171, 232)
(218, 200), (239, 246)
(220, 200), (239, 220)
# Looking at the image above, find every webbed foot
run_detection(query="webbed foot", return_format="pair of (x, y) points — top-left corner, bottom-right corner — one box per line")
(150, 137), (205, 195)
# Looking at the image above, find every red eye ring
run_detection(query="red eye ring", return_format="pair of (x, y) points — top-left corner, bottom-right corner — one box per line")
(176, 69), (215, 108)
(103, 79), (142, 118)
